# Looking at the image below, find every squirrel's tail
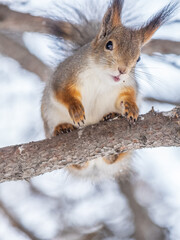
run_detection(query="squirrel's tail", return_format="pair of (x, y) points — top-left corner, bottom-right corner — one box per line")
(48, 3), (104, 53)
(49, 19), (100, 49)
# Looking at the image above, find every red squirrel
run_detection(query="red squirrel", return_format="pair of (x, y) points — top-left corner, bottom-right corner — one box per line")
(41, 0), (177, 178)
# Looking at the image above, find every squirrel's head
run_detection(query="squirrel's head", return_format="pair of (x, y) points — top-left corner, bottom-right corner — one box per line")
(92, 0), (177, 82)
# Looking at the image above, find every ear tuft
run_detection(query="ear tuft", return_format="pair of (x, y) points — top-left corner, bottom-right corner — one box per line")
(111, 0), (124, 27)
(95, 0), (124, 42)
(140, 2), (178, 44)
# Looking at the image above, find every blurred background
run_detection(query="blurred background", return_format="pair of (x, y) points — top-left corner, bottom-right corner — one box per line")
(0, 0), (180, 239)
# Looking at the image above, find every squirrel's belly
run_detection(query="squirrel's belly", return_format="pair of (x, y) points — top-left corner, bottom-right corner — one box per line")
(81, 87), (120, 125)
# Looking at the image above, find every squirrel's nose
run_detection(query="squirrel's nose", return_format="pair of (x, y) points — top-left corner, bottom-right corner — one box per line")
(118, 67), (126, 74)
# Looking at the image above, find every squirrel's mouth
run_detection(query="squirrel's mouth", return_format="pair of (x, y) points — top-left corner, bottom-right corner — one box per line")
(112, 74), (120, 82)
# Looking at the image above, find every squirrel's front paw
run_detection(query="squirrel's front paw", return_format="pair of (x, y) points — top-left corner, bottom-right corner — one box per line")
(53, 123), (76, 136)
(121, 100), (139, 122)
(69, 101), (86, 126)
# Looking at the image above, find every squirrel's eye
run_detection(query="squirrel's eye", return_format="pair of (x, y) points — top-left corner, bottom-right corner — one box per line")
(106, 41), (113, 51)
(137, 56), (141, 62)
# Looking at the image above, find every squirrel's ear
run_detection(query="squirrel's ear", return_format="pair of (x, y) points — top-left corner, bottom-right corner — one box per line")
(96, 0), (124, 41)
(139, 3), (177, 45)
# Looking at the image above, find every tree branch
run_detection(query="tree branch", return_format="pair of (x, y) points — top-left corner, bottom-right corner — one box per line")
(119, 180), (166, 240)
(0, 4), (54, 35)
(0, 107), (179, 183)
(0, 5), (180, 56)
(0, 33), (52, 81)
(0, 4), (74, 39)
(142, 39), (180, 56)
(144, 97), (180, 106)
(0, 200), (43, 240)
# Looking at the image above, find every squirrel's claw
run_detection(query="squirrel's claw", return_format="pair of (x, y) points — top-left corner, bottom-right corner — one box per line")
(53, 123), (76, 136)
(122, 101), (139, 123)
(102, 112), (120, 122)
(69, 101), (86, 126)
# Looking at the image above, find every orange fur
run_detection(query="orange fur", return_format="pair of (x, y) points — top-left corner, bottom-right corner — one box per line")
(112, 7), (121, 27)
(55, 84), (82, 108)
(68, 162), (89, 170)
(116, 87), (139, 120)
(55, 84), (85, 124)
(103, 152), (129, 164)
(143, 28), (158, 45)
(53, 123), (76, 136)
(117, 87), (136, 101)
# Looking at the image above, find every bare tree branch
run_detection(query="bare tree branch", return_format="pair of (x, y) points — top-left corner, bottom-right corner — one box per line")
(0, 107), (179, 183)
(144, 97), (180, 106)
(167, 20), (180, 25)
(0, 4), (75, 39)
(0, 4), (54, 35)
(0, 33), (52, 81)
(0, 4), (180, 56)
(142, 39), (180, 56)
(29, 181), (59, 201)
(0, 200), (44, 240)
(119, 180), (166, 240)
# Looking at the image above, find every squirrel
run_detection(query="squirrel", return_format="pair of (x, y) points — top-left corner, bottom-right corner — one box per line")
(41, 0), (177, 179)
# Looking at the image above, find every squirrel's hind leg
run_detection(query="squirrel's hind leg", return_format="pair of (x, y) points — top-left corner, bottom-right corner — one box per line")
(102, 112), (120, 122)
(53, 123), (77, 136)
(103, 152), (130, 164)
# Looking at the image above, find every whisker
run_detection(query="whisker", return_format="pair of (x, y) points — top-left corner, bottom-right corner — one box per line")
(132, 69), (166, 85)
(134, 65), (166, 69)
(131, 68), (171, 95)
(133, 72), (163, 88)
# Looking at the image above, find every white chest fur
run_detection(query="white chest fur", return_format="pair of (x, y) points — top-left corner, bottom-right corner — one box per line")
(79, 64), (136, 125)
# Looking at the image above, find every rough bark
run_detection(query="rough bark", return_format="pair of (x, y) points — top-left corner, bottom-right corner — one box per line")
(0, 33), (52, 81)
(0, 107), (179, 183)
